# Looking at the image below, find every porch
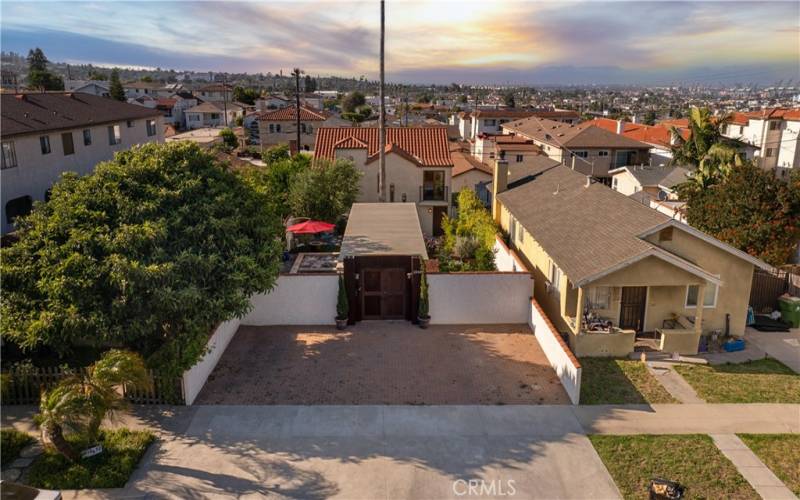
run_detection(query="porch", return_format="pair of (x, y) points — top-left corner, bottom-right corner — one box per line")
(559, 256), (717, 357)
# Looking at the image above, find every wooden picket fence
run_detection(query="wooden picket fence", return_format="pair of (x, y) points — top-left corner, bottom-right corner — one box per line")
(1, 365), (184, 405)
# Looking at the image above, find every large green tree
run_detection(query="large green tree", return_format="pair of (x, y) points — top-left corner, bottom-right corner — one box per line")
(26, 48), (64, 91)
(233, 86), (259, 105)
(109, 69), (125, 101)
(240, 151), (310, 221)
(341, 91), (366, 113)
(1, 143), (283, 377)
(288, 158), (361, 222)
(679, 163), (800, 266)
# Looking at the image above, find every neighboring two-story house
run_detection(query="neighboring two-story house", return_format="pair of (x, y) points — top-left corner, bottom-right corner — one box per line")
(194, 83), (234, 102)
(1, 92), (164, 233)
(314, 127), (453, 236)
(501, 117), (651, 179)
(184, 101), (244, 130)
(258, 106), (343, 150)
(722, 108), (800, 178)
(610, 165), (691, 221)
(490, 158), (770, 357)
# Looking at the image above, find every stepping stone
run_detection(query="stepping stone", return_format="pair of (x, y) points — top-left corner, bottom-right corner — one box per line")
(19, 442), (44, 458)
(1, 468), (21, 482)
(9, 457), (34, 468)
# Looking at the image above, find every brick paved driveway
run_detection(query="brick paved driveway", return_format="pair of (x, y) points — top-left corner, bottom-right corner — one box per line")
(195, 322), (570, 404)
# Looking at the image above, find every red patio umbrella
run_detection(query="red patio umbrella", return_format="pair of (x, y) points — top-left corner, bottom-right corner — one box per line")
(286, 220), (336, 234)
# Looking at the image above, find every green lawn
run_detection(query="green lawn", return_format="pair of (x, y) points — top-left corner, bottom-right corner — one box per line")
(579, 358), (678, 404)
(27, 428), (154, 490)
(738, 434), (800, 495)
(590, 435), (758, 500)
(673, 359), (800, 403)
(1, 428), (35, 466)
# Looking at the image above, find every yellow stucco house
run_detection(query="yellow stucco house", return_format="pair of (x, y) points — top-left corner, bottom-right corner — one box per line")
(491, 159), (771, 357)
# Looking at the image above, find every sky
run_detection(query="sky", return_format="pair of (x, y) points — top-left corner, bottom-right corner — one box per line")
(2, 0), (799, 85)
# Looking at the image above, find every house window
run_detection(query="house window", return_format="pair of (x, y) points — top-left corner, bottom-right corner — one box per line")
(40, 136), (51, 155)
(548, 260), (562, 298)
(146, 119), (157, 137)
(5, 195), (32, 224)
(515, 154), (523, 163)
(686, 283), (718, 308)
(1, 141), (17, 169)
(390, 184), (395, 202)
(489, 152), (495, 159)
(485, 119), (496, 126)
(126, 120), (135, 128)
(499, 150), (506, 160)
(300, 123), (307, 133)
(587, 286), (610, 310)
(83, 129), (92, 146)
(598, 151), (609, 157)
(61, 132), (74, 156)
(768, 121), (780, 131)
(612, 177), (619, 190)
(766, 148), (775, 158)
(276, 124), (282, 133)
(210, 113), (220, 120)
(108, 125), (121, 145)
(422, 170), (446, 201)
(269, 124), (275, 133)
(307, 125), (313, 134)
(739, 126), (744, 135)
(573, 151), (588, 158)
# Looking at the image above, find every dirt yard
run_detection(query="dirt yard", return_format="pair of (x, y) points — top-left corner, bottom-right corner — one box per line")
(195, 322), (570, 405)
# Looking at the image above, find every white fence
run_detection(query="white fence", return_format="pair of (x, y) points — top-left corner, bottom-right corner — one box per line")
(493, 235), (528, 272)
(182, 317), (241, 405)
(243, 274), (338, 325)
(528, 298), (582, 404)
(428, 272), (532, 324)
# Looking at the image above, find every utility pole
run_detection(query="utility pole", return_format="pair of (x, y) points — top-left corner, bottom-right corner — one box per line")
(378, 0), (387, 202)
(293, 68), (302, 155)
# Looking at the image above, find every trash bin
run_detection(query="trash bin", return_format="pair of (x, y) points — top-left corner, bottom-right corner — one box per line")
(649, 478), (686, 500)
(778, 296), (800, 328)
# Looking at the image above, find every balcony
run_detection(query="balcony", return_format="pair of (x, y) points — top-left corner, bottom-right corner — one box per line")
(420, 184), (448, 202)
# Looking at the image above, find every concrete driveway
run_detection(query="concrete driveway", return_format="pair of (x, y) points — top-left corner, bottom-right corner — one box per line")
(196, 323), (570, 405)
(124, 405), (621, 499)
(746, 327), (800, 373)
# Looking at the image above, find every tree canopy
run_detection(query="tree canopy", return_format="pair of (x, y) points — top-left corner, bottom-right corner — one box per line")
(1, 143), (283, 377)
(341, 91), (366, 113)
(240, 150), (310, 221)
(679, 163), (800, 266)
(109, 69), (125, 102)
(288, 158), (361, 222)
(26, 48), (64, 91)
(233, 86), (259, 105)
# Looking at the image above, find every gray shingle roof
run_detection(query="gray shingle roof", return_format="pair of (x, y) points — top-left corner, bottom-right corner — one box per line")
(616, 165), (691, 189)
(340, 203), (428, 259)
(503, 117), (651, 150)
(496, 165), (671, 285)
(2, 92), (161, 138)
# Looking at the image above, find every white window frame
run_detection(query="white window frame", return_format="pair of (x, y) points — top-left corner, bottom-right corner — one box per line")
(515, 154), (523, 163)
(108, 125), (121, 145)
(587, 286), (610, 310)
(40, 135), (51, 155)
(548, 260), (562, 297)
(597, 150), (609, 157)
(2, 141), (18, 169)
(573, 150), (588, 158)
(685, 283), (718, 309)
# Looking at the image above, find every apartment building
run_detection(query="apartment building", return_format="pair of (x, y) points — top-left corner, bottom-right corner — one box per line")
(722, 108), (800, 178)
(314, 127), (453, 236)
(1, 93), (164, 233)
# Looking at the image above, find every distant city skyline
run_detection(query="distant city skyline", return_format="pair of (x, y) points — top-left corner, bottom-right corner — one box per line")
(2, 0), (798, 85)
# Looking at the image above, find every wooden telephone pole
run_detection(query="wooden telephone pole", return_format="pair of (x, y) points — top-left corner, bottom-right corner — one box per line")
(378, 0), (387, 202)
(293, 68), (302, 154)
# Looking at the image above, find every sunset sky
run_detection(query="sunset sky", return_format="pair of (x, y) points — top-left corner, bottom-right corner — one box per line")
(2, 1), (798, 85)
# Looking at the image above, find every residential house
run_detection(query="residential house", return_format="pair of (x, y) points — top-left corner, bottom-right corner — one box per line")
(195, 83), (233, 102)
(65, 80), (110, 97)
(466, 109), (581, 142)
(490, 159), (770, 357)
(314, 127), (453, 236)
(1, 92), (164, 233)
(256, 94), (291, 111)
(501, 118), (651, 179)
(721, 108), (800, 178)
(610, 165), (691, 221)
(450, 142), (492, 208)
(123, 81), (166, 99)
(471, 134), (543, 165)
(591, 118), (690, 166)
(454, 111), (472, 141)
(184, 101), (244, 130)
(258, 106), (341, 150)
(156, 98), (178, 126)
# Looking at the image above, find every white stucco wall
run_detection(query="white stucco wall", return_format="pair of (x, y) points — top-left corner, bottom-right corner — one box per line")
(492, 235), (529, 272)
(181, 317), (241, 405)
(427, 272), (532, 324)
(528, 299), (582, 404)
(242, 274), (338, 325)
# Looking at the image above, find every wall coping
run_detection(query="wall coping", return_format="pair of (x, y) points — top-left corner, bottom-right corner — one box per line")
(427, 271), (533, 276)
(531, 298), (581, 369)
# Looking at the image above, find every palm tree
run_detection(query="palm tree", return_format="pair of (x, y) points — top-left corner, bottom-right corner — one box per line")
(38, 350), (151, 461)
(671, 107), (744, 189)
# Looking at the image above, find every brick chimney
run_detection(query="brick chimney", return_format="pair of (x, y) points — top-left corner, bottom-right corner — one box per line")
(492, 159), (509, 222)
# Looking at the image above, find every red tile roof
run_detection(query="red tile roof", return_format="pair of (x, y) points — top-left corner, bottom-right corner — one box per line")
(314, 127), (453, 167)
(742, 107), (800, 121)
(590, 118), (689, 148)
(258, 105), (327, 121)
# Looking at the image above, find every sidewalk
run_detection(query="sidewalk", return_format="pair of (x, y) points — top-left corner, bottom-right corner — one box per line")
(711, 434), (797, 500)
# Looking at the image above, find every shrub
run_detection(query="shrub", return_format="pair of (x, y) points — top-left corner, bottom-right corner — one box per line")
(418, 269), (429, 319)
(1, 428), (35, 466)
(288, 158), (361, 222)
(336, 275), (348, 320)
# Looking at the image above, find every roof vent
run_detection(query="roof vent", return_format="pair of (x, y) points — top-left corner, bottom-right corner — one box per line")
(585, 176), (592, 188)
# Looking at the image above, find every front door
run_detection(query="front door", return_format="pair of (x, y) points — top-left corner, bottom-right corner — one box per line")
(361, 268), (407, 319)
(432, 206), (446, 236)
(619, 286), (647, 332)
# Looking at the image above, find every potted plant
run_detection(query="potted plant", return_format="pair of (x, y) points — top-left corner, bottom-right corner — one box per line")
(336, 274), (348, 330)
(418, 268), (430, 329)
